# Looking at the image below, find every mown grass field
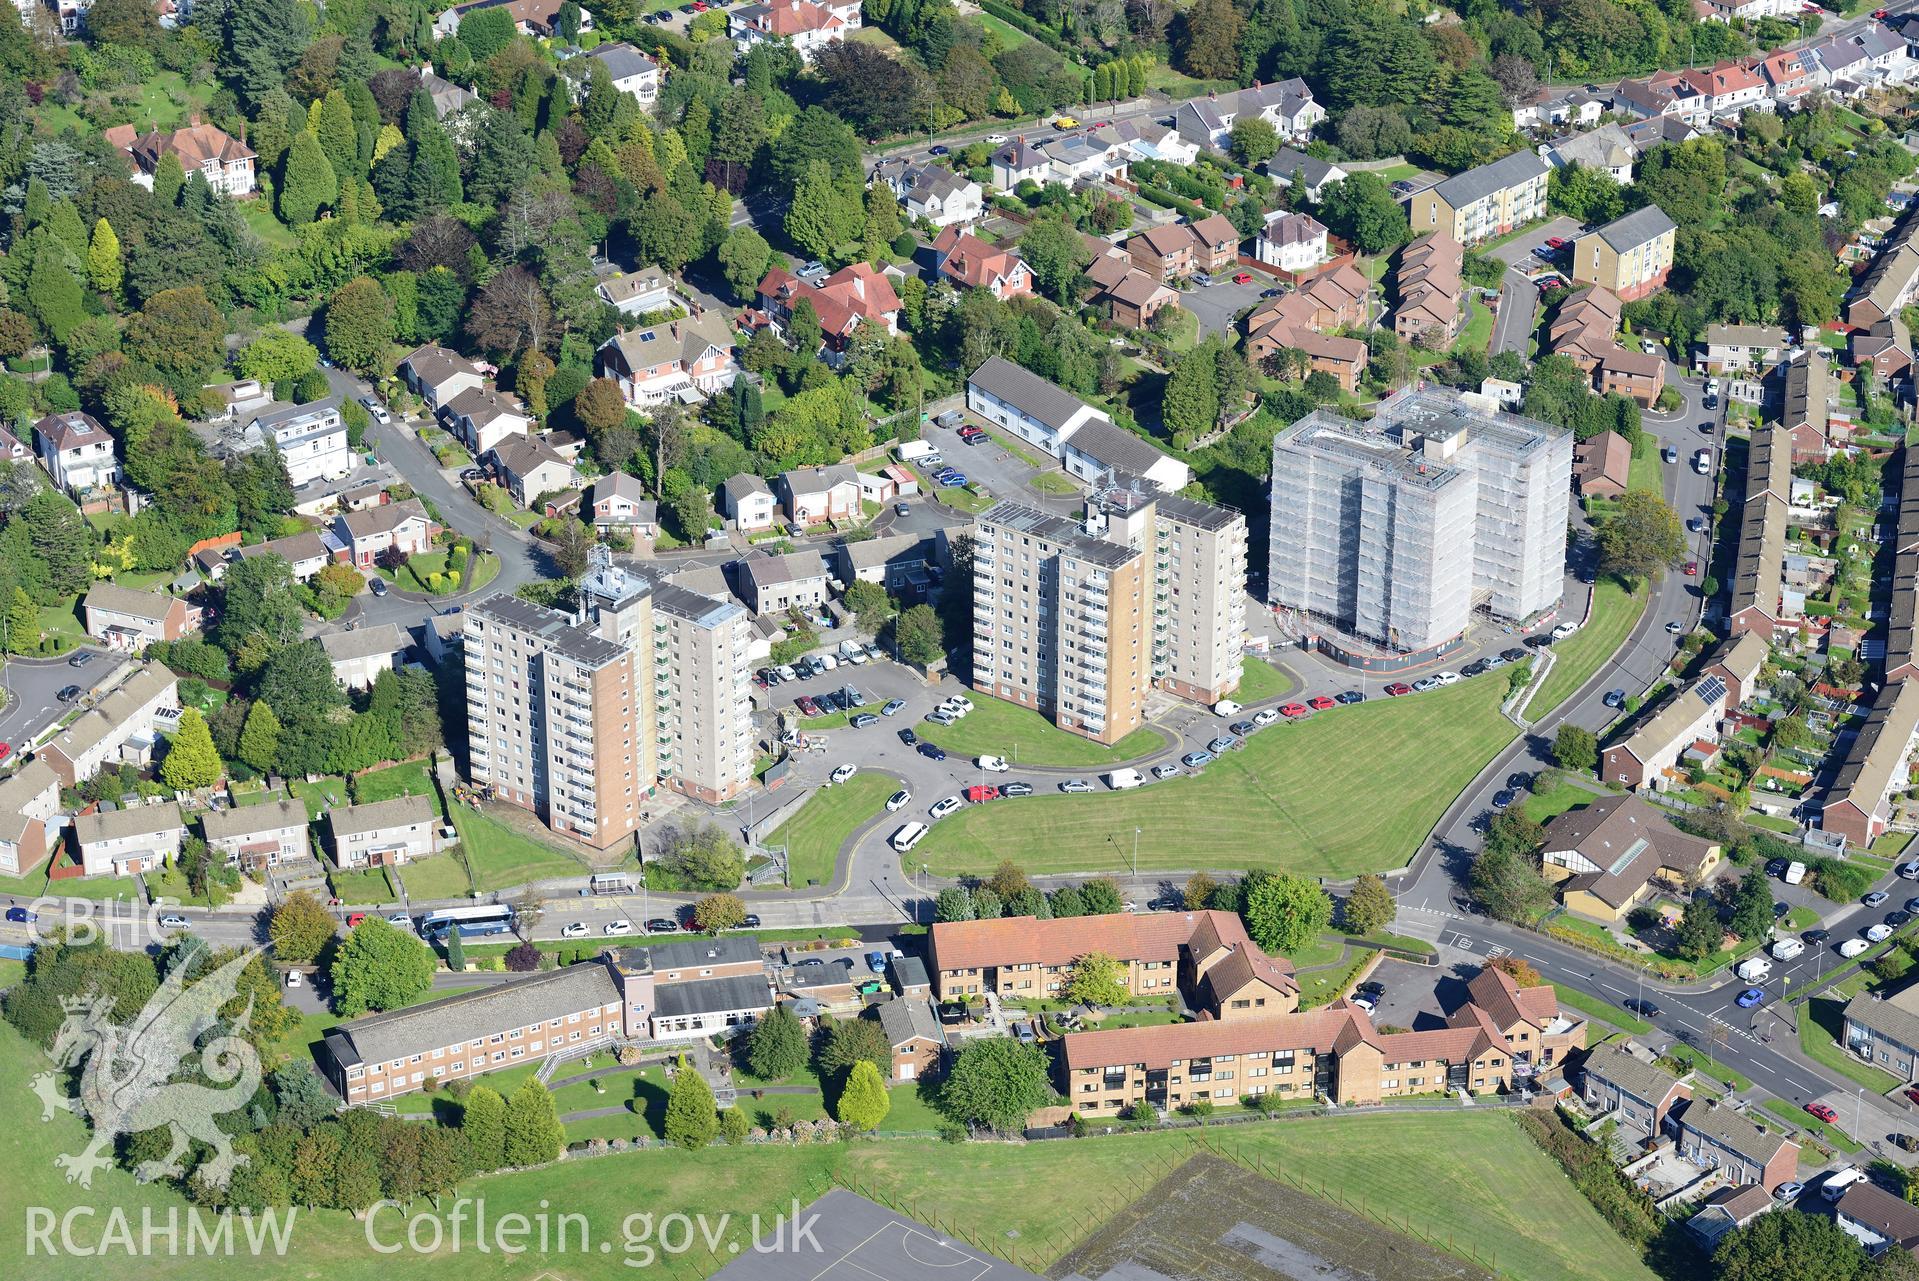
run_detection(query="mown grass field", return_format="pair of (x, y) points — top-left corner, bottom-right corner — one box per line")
(765, 773), (900, 888)
(915, 678), (1517, 878)
(0, 1016), (1651, 1281)
(1524, 579), (1648, 719)
(916, 693), (1164, 767)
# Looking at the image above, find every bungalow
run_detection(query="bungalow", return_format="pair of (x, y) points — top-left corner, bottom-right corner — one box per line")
(777, 464), (860, 527)
(1266, 148), (1346, 202)
(871, 160), (983, 229)
(737, 550), (830, 615)
(34, 411), (119, 498)
(398, 344), (485, 415)
(595, 313), (738, 408)
(74, 801), (186, 878)
(443, 385), (533, 456)
(931, 227), (1033, 300)
(1687, 1186), (1775, 1253)
(319, 623), (409, 692)
(41, 662), (179, 788)
(1571, 431), (1632, 500)
(0, 760), (60, 877)
(488, 434), (574, 508)
(873, 997), (944, 1082)
(594, 265), (673, 317)
(235, 531), (333, 581)
(651, 973), (774, 1038)
(1600, 674), (1730, 791)
(1540, 793), (1722, 920)
(719, 473), (777, 532)
(328, 794), (438, 868)
(83, 583), (194, 650)
(202, 797), (310, 872)
(332, 498), (435, 569)
(587, 472), (658, 539)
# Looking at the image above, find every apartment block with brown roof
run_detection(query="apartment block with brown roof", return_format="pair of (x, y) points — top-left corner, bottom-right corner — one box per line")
(1125, 224), (1201, 281)
(1392, 233), (1463, 345)
(929, 909), (1297, 1017)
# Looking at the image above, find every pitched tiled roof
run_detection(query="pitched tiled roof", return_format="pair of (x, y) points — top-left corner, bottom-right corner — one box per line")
(874, 995), (943, 1047)
(34, 411), (111, 452)
(325, 960), (622, 1068)
(76, 801), (184, 845)
(328, 794), (434, 838)
(84, 582), (179, 624)
(1582, 1041), (1689, 1105)
(1681, 1101), (1795, 1167)
(201, 797), (309, 841)
(339, 498), (430, 540)
(933, 909), (1274, 973)
(1430, 149), (1548, 211)
(1062, 1007), (1355, 1072)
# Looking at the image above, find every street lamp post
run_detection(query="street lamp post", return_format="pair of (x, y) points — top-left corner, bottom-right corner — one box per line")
(1132, 827), (1140, 879)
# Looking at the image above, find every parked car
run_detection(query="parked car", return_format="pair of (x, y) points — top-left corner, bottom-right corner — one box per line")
(1279, 702), (1310, 718)
(157, 913), (190, 930)
(1180, 751), (1214, 769)
(56, 685), (80, 702)
(1806, 1101), (1839, 1123)
(1774, 1182), (1805, 1201)
(1868, 923), (1895, 942)
(1901, 862), (1919, 880)
(929, 796), (963, 819)
(925, 710), (957, 726)
(944, 695), (974, 714)
(561, 922), (589, 938)
(1433, 671), (1460, 686)
(1207, 736), (1238, 754)
(67, 651), (94, 668)
(1603, 689), (1626, 709)
(1336, 690), (1368, 703)
(850, 713), (878, 729)
(284, 969), (302, 988)
(1492, 790), (1515, 809)
(1665, 621), (1685, 634)
(1059, 778), (1095, 793)
(830, 763), (857, 784)
(1384, 682), (1413, 697)
(795, 695), (821, 716)
(1305, 695), (1336, 711)
(1866, 891), (1891, 908)
(880, 699), (906, 716)
(917, 742), (947, 761)
(1736, 987), (1766, 1008)
(1152, 763), (1182, 780)
(1212, 699), (1242, 717)
(1254, 707), (1282, 725)
(977, 755), (1010, 772)
(1410, 677), (1439, 692)
(603, 919), (634, 936)
(645, 918), (677, 933)
(369, 578), (387, 597)
(1232, 272), (1253, 285)
(1840, 938), (1871, 957)
(1001, 781), (1034, 797)
(1229, 720), (1256, 736)
(964, 784), (1001, 803)
(1500, 647), (1528, 663)
(1507, 772), (1532, 790)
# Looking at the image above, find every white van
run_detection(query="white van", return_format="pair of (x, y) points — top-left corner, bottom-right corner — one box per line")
(1735, 956), (1772, 983)
(1104, 768), (1145, 790)
(1771, 937), (1805, 961)
(890, 822), (929, 853)
(1822, 1167), (1865, 1202)
(1693, 449), (1712, 475)
(896, 440), (936, 463)
(1784, 861), (1807, 885)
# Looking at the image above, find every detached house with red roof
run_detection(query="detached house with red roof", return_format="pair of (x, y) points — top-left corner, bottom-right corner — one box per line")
(105, 118), (256, 197)
(754, 262), (900, 357)
(729, 0), (859, 63)
(931, 228), (1033, 300)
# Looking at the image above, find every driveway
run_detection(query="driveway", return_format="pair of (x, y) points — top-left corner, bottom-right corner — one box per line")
(1484, 217), (1581, 269)
(1490, 274), (1539, 359)
(1178, 275), (1271, 338)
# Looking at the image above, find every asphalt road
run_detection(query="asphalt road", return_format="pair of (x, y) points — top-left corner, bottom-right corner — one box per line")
(0, 650), (130, 755)
(1489, 274), (1539, 359)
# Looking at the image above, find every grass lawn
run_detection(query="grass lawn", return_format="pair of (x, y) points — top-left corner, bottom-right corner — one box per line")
(35, 596), (85, 650)
(917, 694), (1165, 767)
(1236, 656), (1295, 703)
(47, 871), (144, 903)
(982, 426), (1044, 469)
(329, 865), (398, 905)
(1628, 438), (1662, 496)
(0, 866), (49, 900)
(1454, 296), (1493, 355)
(353, 759), (436, 804)
(972, 10), (1033, 48)
(291, 774), (352, 816)
(0, 1012), (1649, 1281)
(396, 851), (473, 901)
(1762, 1097), (1863, 1154)
(399, 549), (500, 595)
(1553, 984), (1652, 1035)
(1029, 472), (1080, 494)
(917, 678), (1518, 878)
(240, 200), (300, 250)
(1799, 995), (1905, 1093)
(1523, 781), (1595, 824)
(1523, 578), (1649, 719)
(452, 805), (588, 892)
(765, 773), (900, 888)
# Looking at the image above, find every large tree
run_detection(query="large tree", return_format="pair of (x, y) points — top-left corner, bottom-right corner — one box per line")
(279, 129), (338, 225)
(502, 1079), (566, 1166)
(1344, 874), (1396, 937)
(461, 1085), (507, 1170)
(125, 286), (225, 389)
(160, 707), (223, 791)
(662, 1054), (719, 1148)
(329, 917), (435, 1015)
(1174, 0), (1243, 80)
(1242, 873), (1332, 955)
(1018, 215), (1092, 305)
(218, 553), (305, 652)
(323, 276), (396, 373)
(268, 889), (335, 965)
(1597, 489), (1685, 584)
(225, 0), (314, 106)
(835, 1060), (890, 1131)
(1063, 951), (1129, 1007)
(941, 1036), (1052, 1135)
(744, 1000), (807, 1080)
(1716, 1208), (1889, 1281)
(817, 1014), (892, 1083)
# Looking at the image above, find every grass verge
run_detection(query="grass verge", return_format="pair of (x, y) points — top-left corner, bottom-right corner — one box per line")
(765, 774), (899, 888)
(916, 695), (1164, 767)
(1523, 578), (1649, 719)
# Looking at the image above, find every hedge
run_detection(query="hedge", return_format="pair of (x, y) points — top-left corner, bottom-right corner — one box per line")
(977, 0), (1072, 54)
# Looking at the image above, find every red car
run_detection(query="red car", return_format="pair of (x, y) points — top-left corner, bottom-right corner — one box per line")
(1875, 7), (1889, 17)
(1805, 1101), (1839, 1124)
(0, 743), (10, 761)
(1543, 236), (1567, 250)
(964, 784), (1001, 803)
(1904, 1086), (1919, 1106)
(1279, 703), (1310, 718)
(346, 912), (367, 928)
(795, 695), (821, 716)
(1684, 561), (1698, 576)
(1232, 272), (1253, 285)
(1384, 682), (1413, 697)
(1307, 695), (1336, 711)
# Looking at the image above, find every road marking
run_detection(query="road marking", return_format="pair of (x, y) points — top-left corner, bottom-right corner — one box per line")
(1485, 945), (1509, 958)
(1600, 983), (1630, 997)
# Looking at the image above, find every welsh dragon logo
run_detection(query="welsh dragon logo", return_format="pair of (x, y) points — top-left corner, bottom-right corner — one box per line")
(31, 945), (265, 1190)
